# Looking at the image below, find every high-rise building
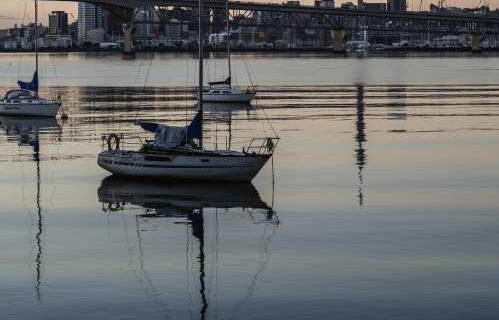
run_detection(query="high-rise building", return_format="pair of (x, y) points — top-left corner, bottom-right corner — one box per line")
(135, 8), (155, 39)
(49, 11), (68, 35)
(315, 0), (335, 8)
(387, 0), (407, 12)
(77, 3), (104, 42)
(359, 0), (386, 11)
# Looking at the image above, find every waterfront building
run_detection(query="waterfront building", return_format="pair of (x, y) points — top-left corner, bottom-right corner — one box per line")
(164, 19), (189, 41)
(358, 0), (386, 11)
(135, 7), (155, 39)
(387, 0), (407, 12)
(341, 2), (357, 9)
(77, 3), (104, 42)
(315, 0), (335, 8)
(49, 11), (68, 35)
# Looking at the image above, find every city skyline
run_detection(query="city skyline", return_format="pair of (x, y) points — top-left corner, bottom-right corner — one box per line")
(0, 0), (496, 28)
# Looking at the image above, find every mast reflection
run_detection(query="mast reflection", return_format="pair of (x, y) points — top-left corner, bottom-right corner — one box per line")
(355, 85), (367, 206)
(386, 86), (407, 120)
(0, 116), (60, 302)
(98, 177), (277, 320)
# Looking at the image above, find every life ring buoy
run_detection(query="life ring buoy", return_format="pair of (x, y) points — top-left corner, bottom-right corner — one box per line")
(107, 133), (120, 151)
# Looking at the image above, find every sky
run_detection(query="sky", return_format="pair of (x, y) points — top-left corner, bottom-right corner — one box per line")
(0, 0), (496, 28)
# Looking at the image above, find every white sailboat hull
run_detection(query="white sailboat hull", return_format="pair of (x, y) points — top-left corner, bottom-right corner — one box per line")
(202, 92), (255, 103)
(0, 101), (61, 117)
(199, 87), (256, 103)
(98, 150), (271, 182)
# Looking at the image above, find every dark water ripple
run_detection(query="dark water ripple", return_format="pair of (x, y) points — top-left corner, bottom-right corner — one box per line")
(1, 84), (499, 163)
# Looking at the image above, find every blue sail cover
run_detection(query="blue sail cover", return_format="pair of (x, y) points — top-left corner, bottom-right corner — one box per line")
(139, 122), (159, 133)
(18, 71), (39, 92)
(187, 110), (202, 139)
(138, 110), (202, 140)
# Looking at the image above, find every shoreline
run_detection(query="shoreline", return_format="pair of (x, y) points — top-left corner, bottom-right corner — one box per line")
(1, 47), (499, 55)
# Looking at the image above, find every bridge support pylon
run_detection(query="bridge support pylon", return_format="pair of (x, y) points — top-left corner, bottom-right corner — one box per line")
(471, 32), (481, 53)
(332, 29), (347, 53)
(122, 21), (136, 55)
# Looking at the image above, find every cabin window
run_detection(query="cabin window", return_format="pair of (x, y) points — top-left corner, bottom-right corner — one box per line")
(212, 91), (219, 94)
(145, 156), (171, 162)
(201, 159), (210, 163)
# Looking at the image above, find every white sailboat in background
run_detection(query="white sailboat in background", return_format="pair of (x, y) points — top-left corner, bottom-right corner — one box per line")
(0, 0), (62, 117)
(97, 0), (278, 181)
(201, 0), (256, 103)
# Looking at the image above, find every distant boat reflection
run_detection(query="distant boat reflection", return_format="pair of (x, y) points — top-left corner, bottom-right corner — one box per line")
(0, 116), (61, 302)
(355, 85), (367, 206)
(98, 177), (278, 319)
(386, 86), (407, 120)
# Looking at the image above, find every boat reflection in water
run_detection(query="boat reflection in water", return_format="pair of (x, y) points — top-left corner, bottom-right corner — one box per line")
(355, 85), (367, 206)
(98, 176), (274, 217)
(0, 116), (59, 144)
(98, 176), (278, 319)
(0, 116), (60, 302)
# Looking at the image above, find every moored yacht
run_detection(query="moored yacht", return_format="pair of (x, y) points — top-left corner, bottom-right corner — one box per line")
(97, 0), (278, 182)
(202, 77), (256, 103)
(199, 0), (256, 103)
(0, 88), (61, 117)
(0, 0), (61, 117)
(98, 111), (278, 181)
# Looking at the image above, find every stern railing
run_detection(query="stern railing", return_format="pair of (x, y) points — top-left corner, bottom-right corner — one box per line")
(243, 137), (280, 155)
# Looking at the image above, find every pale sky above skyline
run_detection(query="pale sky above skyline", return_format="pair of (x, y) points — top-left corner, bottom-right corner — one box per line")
(0, 0), (496, 28)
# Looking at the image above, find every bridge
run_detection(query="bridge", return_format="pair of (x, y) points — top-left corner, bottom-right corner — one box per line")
(51, 0), (499, 53)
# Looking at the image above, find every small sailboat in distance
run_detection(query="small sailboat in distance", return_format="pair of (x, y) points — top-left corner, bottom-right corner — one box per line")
(97, 0), (278, 182)
(0, 0), (61, 117)
(200, 0), (256, 103)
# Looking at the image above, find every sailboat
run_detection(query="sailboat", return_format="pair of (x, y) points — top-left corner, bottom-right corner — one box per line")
(200, 0), (256, 103)
(0, 0), (62, 117)
(97, 0), (278, 182)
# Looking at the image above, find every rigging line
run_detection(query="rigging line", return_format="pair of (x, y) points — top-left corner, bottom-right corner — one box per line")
(17, 1), (28, 81)
(206, 212), (216, 303)
(271, 154), (275, 209)
(135, 215), (171, 319)
(134, 55), (154, 123)
(241, 58), (255, 88)
(186, 225), (194, 320)
(185, 51), (191, 128)
(255, 101), (278, 138)
(215, 210), (219, 320)
(229, 219), (279, 320)
(120, 215), (166, 317)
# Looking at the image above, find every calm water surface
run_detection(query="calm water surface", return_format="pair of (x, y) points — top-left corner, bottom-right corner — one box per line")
(1, 53), (499, 320)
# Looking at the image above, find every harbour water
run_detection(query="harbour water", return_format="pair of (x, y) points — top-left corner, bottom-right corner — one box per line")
(1, 53), (499, 320)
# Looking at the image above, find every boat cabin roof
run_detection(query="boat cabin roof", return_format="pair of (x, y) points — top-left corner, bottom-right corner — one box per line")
(4, 89), (36, 100)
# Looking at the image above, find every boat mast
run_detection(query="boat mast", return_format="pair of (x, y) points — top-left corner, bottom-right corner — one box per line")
(34, 0), (39, 96)
(198, 0), (204, 149)
(226, 0), (231, 87)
